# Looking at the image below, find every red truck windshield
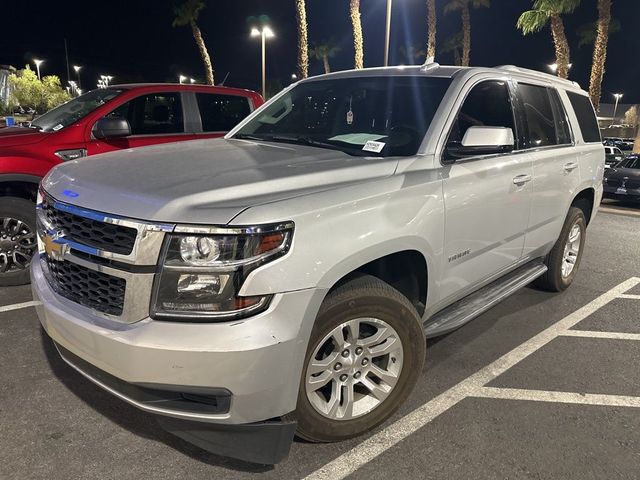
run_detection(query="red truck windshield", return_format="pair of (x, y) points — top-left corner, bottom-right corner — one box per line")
(31, 88), (124, 132)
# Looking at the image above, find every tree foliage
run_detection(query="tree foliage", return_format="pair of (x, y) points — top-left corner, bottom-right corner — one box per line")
(516, 0), (580, 34)
(577, 18), (620, 47)
(8, 66), (71, 113)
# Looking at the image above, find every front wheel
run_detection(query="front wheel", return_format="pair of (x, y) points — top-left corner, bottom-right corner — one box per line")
(294, 275), (426, 443)
(0, 197), (38, 286)
(535, 206), (586, 292)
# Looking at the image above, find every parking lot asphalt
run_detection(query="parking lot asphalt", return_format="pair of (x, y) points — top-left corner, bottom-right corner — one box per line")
(1, 209), (639, 480)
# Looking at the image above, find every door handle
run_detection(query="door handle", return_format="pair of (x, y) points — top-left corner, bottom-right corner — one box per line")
(564, 162), (579, 172)
(513, 174), (532, 185)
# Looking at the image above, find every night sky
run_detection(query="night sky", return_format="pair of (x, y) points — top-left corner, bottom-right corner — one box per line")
(2, 0), (639, 102)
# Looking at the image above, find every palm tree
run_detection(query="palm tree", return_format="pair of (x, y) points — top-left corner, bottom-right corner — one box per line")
(441, 32), (464, 66)
(350, 0), (364, 69)
(587, 0), (613, 111)
(295, 0), (309, 79)
(517, 0), (581, 80)
(444, 0), (490, 67)
(426, 0), (437, 60)
(172, 0), (214, 85)
(310, 40), (341, 74)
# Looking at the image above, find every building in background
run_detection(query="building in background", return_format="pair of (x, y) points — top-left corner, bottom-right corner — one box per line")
(598, 102), (639, 139)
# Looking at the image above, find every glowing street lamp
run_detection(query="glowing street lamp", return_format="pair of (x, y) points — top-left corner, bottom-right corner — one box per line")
(251, 25), (275, 98)
(179, 75), (187, 84)
(548, 63), (572, 74)
(612, 93), (624, 126)
(190, 78), (196, 84)
(73, 65), (82, 89)
(33, 58), (44, 80)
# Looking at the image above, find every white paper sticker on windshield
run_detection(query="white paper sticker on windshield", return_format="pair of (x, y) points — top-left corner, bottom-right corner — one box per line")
(363, 140), (385, 153)
(52, 124), (64, 131)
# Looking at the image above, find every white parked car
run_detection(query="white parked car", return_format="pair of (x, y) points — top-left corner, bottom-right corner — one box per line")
(32, 63), (604, 463)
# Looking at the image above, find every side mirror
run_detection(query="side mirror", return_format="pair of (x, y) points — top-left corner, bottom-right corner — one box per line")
(445, 126), (515, 163)
(93, 117), (131, 139)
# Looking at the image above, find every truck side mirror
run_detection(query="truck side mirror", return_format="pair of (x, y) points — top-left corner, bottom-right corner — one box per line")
(93, 117), (131, 140)
(445, 126), (515, 163)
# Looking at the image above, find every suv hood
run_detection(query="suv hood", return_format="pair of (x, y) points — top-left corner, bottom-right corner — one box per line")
(43, 138), (399, 224)
(0, 126), (48, 147)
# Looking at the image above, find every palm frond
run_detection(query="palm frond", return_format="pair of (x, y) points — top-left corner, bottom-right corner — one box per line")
(517, 9), (551, 34)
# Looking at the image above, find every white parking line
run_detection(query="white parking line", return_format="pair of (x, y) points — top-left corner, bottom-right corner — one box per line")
(474, 386), (640, 408)
(304, 277), (640, 480)
(618, 294), (640, 300)
(0, 300), (41, 313)
(561, 330), (640, 341)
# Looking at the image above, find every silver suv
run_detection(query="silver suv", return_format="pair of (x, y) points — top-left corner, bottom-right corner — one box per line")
(32, 64), (604, 463)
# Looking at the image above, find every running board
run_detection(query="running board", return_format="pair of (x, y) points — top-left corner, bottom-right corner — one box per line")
(423, 261), (547, 338)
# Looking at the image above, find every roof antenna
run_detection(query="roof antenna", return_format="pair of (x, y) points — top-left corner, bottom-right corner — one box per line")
(421, 57), (439, 71)
(219, 72), (230, 86)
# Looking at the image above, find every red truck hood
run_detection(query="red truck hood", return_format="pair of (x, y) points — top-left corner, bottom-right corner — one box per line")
(0, 127), (49, 148)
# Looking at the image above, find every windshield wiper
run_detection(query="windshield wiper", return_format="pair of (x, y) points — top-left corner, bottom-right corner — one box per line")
(260, 134), (374, 157)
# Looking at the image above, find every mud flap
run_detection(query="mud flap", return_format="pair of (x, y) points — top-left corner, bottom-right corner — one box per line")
(157, 416), (297, 464)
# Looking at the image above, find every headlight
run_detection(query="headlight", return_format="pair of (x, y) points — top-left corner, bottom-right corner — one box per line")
(151, 223), (293, 322)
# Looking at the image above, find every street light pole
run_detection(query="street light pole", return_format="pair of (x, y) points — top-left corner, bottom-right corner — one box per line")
(261, 30), (266, 99)
(384, 0), (393, 67)
(612, 93), (623, 127)
(251, 26), (274, 99)
(33, 59), (44, 80)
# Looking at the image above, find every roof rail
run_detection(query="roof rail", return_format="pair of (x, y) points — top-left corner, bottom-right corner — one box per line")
(496, 65), (581, 89)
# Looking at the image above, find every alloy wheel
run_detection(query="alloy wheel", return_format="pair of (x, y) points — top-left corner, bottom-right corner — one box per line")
(561, 223), (581, 278)
(305, 317), (404, 421)
(0, 217), (37, 274)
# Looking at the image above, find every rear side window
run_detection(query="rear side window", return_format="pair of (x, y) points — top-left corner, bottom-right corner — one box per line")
(548, 88), (572, 145)
(566, 92), (601, 143)
(196, 93), (251, 132)
(518, 83), (557, 148)
(447, 80), (515, 146)
(107, 93), (184, 135)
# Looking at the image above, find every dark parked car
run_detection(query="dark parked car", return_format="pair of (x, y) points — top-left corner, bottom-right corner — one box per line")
(603, 154), (640, 202)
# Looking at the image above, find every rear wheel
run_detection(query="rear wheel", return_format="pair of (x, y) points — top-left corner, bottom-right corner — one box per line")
(294, 275), (425, 442)
(535, 207), (586, 292)
(0, 197), (38, 286)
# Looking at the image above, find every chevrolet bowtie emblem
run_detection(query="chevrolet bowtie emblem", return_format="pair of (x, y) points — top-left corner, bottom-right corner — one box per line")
(44, 233), (69, 261)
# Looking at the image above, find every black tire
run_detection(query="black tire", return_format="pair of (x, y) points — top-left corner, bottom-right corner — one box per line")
(293, 275), (426, 443)
(0, 197), (37, 287)
(534, 207), (586, 292)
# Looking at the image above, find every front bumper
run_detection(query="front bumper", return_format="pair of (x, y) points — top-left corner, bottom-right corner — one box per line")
(31, 258), (326, 426)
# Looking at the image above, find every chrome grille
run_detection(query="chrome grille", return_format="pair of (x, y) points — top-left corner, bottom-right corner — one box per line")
(45, 257), (126, 316)
(42, 195), (137, 255)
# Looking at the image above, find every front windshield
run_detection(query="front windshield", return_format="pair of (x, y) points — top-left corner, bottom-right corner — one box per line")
(32, 88), (124, 132)
(233, 76), (451, 157)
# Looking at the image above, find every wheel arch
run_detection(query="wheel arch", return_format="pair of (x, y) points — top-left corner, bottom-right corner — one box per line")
(0, 174), (41, 202)
(570, 187), (595, 225)
(321, 248), (429, 317)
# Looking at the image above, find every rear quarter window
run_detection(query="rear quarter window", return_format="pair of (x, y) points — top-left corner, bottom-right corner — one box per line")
(196, 93), (252, 132)
(566, 92), (601, 143)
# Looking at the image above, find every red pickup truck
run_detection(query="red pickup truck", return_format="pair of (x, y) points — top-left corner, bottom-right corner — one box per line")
(0, 83), (263, 285)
